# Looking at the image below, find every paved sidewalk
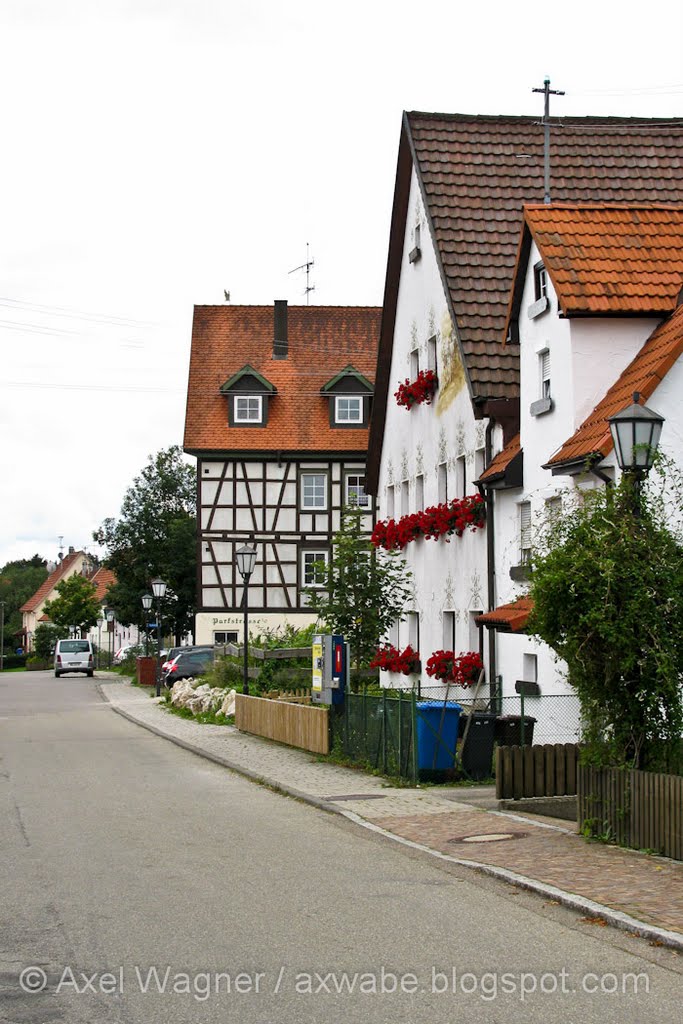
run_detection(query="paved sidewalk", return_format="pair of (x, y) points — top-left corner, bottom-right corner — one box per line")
(97, 676), (683, 949)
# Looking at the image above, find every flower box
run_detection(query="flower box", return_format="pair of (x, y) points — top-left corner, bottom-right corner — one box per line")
(425, 650), (483, 687)
(371, 493), (486, 551)
(370, 644), (421, 675)
(394, 369), (438, 409)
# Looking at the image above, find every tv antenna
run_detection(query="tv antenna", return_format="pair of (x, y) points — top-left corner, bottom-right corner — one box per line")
(289, 243), (315, 304)
(532, 76), (564, 204)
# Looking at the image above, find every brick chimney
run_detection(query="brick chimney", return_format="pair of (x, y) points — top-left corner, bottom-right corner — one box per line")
(273, 299), (288, 359)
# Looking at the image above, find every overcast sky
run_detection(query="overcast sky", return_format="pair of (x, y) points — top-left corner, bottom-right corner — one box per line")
(1, 0), (682, 569)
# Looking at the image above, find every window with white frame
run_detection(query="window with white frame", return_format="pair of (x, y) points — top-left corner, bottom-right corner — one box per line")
(442, 610), (456, 651)
(539, 349), (551, 400)
(427, 336), (437, 374)
(415, 474), (424, 510)
(520, 501), (532, 563)
(534, 262), (548, 301)
(302, 549), (328, 587)
(234, 396), (262, 422)
(386, 484), (395, 519)
(214, 631), (238, 645)
(469, 611), (482, 654)
(474, 447), (485, 483)
(456, 455), (467, 498)
(410, 349), (420, 379)
(301, 473), (327, 510)
(335, 396), (363, 424)
(401, 480), (410, 516)
(346, 474), (370, 509)
(438, 462), (448, 503)
(522, 653), (538, 683)
(406, 611), (420, 651)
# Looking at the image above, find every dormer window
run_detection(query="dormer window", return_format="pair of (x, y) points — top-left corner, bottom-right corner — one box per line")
(234, 396), (263, 423)
(220, 364), (276, 428)
(528, 261), (550, 319)
(321, 365), (374, 428)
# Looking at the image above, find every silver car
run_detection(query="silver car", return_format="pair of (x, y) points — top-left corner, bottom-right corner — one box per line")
(54, 639), (95, 677)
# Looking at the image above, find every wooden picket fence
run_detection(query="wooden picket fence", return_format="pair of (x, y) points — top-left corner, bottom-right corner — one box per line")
(495, 743), (579, 800)
(235, 693), (330, 755)
(578, 764), (683, 860)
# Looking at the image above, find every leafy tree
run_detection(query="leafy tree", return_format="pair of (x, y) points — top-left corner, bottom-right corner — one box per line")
(0, 555), (48, 651)
(34, 623), (66, 661)
(43, 574), (100, 634)
(304, 507), (413, 672)
(94, 447), (197, 644)
(528, 474), (683, 772)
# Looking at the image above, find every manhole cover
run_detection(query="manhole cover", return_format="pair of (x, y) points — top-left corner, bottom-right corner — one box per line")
(448, 832), (527, 844)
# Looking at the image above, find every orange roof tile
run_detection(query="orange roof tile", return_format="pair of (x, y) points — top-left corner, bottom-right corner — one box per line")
(521, 204), (683, 316)
(546, 303), (683, 468)
(184, 305), (381, 454)
(476, 596), (534, 632)
(20, 550), (84, 612)
(91, 567), (116, 604)
(478, 433), (521, 483)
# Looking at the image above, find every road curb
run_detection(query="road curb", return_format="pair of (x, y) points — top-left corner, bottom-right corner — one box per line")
(97, 684), (683, 953)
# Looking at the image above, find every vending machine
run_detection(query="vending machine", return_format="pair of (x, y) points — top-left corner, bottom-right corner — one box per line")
(311, 634), (348, 705)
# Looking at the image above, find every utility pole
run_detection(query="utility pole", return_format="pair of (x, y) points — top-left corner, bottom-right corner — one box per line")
(532, 76), (565, 204)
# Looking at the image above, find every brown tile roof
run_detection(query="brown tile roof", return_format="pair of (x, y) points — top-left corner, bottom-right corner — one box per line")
(518, 204), (683, 317)
(91, 567), (117, 604)
(478, 433), (521, 483)
(546, 304), (683, 468)
(368, 113), (683, 491)
(184, 305), (381, 454)
(20, 550), (84, 613)
(476, 596), (534, 632)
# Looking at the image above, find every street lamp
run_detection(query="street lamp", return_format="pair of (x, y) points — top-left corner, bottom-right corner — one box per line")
(151, 578), (167, 697)
(235, 543), (257, 696)
(141, 593), (153, 657)
(608, 392), (664, 477)
(105, 608), (115, 667)
(96, 616), (104, 669)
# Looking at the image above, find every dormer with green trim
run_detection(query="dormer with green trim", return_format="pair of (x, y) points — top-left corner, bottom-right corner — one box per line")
(321, 365), (374, 428)
(220, 365), (277, 427)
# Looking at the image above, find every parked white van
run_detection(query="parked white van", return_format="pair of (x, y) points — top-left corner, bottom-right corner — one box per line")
(54, 639), (94, 678)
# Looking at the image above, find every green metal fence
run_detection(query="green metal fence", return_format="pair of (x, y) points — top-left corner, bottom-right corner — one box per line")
(329, 690), (418, 782)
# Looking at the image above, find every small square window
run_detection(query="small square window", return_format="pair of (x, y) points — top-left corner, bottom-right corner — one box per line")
(301, 473), (327, 510)
(335, 396), (363, 424)
(346, 474), (370, 509)
(214, 631), (238, 645)
(523, 653), (538, 683)
(234, 396), (262, 422)
(302, 550), (328, 587)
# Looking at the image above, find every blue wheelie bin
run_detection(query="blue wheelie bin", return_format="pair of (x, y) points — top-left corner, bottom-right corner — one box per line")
(416, 701), (462, 771)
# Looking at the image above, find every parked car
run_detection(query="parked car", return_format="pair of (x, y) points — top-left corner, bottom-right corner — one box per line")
(161, 645), (213, 673)
(163, 648), (214, 687)
(113, 644), (144, 665)
(54, 639), (95, 678)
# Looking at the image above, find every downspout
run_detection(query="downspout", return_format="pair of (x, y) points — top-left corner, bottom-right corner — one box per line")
(483, 420), (498, 705)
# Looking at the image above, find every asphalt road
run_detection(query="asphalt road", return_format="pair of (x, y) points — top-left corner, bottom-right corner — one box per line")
(1, 671), (682, 1024)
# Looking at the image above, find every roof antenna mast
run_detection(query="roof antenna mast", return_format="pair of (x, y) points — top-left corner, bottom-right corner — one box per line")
(289, 243), (315, 304)
(532, 76), (565, 204)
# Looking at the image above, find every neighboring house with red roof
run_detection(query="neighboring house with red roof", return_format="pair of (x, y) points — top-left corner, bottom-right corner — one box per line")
(20, 548), (93, 649)
(366, 111), (683, 708)
(184, 301), (381, 645)
(477, 203), (683, 726)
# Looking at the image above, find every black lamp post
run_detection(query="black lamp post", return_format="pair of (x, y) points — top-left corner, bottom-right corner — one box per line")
(608, 392), (665, 478)
(141, 593), (153, 657)
(151, 578), (167, 696)
(105, 608), (115, 667)
(236, 544), (257, 696)
(96, 616), (103, 669)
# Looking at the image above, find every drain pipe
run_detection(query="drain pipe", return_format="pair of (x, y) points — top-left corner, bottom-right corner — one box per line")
(482, 420), (498, 705)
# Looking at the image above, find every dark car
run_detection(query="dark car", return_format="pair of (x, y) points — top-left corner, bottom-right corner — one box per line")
(161, 645), (213, 673)
(163, 649), (214, 687)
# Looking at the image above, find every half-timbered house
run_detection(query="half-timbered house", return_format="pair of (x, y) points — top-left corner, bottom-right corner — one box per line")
(184, 301), (381, 645)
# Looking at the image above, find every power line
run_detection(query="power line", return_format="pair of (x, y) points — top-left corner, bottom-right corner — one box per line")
(0, 295), (162, 328)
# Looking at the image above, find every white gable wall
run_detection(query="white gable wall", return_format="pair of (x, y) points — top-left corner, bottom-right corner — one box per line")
(376, 168), (489, 692)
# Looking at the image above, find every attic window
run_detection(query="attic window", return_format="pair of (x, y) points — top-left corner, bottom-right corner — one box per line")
(235, 396), (262, 422)
(528, 262), (550, 319)
(409, 223), (422, 264)
(335, 396), (362, 424)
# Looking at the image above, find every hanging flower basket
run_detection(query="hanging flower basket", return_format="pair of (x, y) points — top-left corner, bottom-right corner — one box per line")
(425, 650), (483, 687)
(371, 493), (486, 551)
(370, 644), (421, 675)
(394, 369), (438, 409)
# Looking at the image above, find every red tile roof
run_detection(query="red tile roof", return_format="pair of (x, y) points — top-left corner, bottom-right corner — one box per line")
(20, 550), (84, 612)
(184, 305), (381, 454)
(91, 567), (116, 604)
(546, 303), (683, 468)
(516, 204), (683, 317)
(368, 112), (683, 490)
(478, 433), (521, 483)
(476, 596), (534, 632)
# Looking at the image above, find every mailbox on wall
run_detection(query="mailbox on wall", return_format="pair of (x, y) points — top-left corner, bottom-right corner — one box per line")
(311, 634), (348, 705)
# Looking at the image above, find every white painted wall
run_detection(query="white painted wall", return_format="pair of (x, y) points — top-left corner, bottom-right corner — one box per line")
(375, 168), (489, 691)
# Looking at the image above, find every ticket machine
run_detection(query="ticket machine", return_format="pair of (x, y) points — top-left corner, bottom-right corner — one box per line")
(311, 634), (348, 705)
